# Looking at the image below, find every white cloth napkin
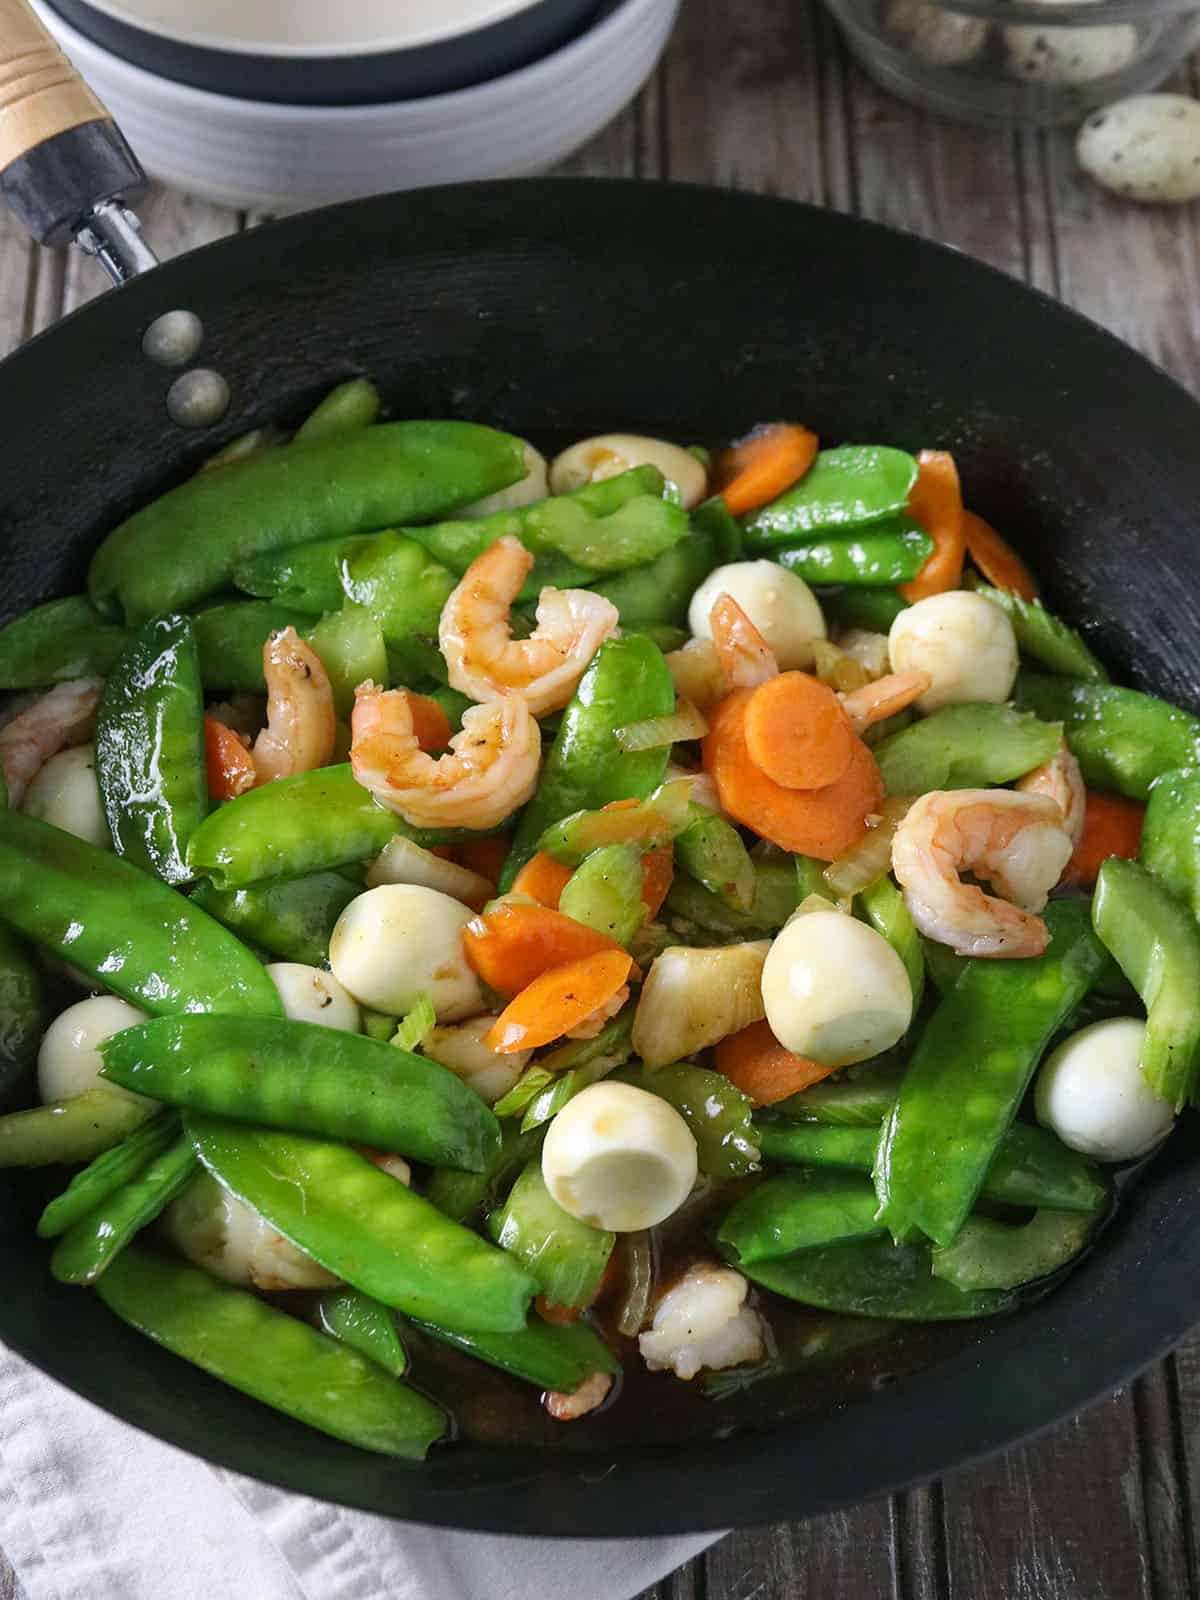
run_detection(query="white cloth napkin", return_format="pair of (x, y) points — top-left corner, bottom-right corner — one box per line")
(0, 1347), (720, 1600)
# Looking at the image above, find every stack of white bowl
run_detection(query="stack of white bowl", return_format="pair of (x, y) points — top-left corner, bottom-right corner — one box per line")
(32, 0), (679, 211)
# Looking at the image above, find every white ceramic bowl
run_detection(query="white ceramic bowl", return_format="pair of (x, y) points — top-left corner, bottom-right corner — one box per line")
(33, 0), (679, 211)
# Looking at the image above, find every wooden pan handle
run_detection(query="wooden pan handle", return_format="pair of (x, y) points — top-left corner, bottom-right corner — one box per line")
(0, 0), (108, 169)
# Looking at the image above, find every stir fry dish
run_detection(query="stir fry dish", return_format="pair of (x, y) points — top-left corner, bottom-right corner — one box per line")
(0, 380), (1196, 1460)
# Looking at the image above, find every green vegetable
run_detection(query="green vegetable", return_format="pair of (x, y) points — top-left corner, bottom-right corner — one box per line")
(769, 1059), (904, 1125)
(338, 536), (459, 645)
(590, 498), (739, 630)
(873, 899), (1107, 1247)
(96, 614), (207, 884)
(743, 446), (918, 546)
(1092, 857), (1200, 1109)
(675, 805), (755, 912)
(189, 870), (360, 967)
(294, 378), (381, 442)
(1141, 768), (1200, 922)
(37, 1111), (181, 1238)
(819, 587), (909, 634)
(970, 583), (1108, 682)
(190, 1117), (534, 1332)
(0, 809), (282, 1017)
(391, 993), (436, 1053)
(493, 1014), (634, 1124)
(489, 1160), (614, 1309)
(718, 1170), (886, 1263)
(192, 601), (312, 692)
(362, 1010), (398, 1042)
(0, 1090), (153, 1167)
(304, 605), (388, 717)
(614, 1062), (759, 1179)
(501, 636), (675, 889)
(858, 876), (924, 1012)
(413, 1313), (617, 1391)
(558, 844), (645, 946)
(931, 1205), (1102, 1292)
(0, 595), (129, 688)
(0, 921), (44, 1100)
(51, 1133), (197, 1284)
(1016, 675), (1200, 800)
(89, 421), (526, 623)
(874, 703), (1063, 795)
(318, 1287), (407, 1377)
(922, 937), (970, 995)
(663, 858), (799, 940)
(537, 778), (691, 866)
(734, 1236), (1014, 1320)
(234, 535), (365, 613)
(97, 1248), (445, 1459)
(102, 1016), (500, 1171)
(425, 1122), (544, 1224)
(773, 520), (932, 585)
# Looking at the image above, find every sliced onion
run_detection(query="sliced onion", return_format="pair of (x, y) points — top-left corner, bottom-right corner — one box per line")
(632, 941), (769, 1067)
(366, 835), (493, 908)
(822, 795), (914, 898)
(666, 639), (726, 713)
(616, 1231), (656, 1337)
(812, 638), (870, 693)
(835, 629), (891, 680)
(615, 699), (709, 753)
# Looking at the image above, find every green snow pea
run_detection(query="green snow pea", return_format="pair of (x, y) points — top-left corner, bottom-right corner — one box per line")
(773, 520), (932, 586)
(102, 1016), (500, 1171)
(294, 378), (381, 443)
(874, 703), (1063, 796)
(186, 765), (482, 888)
(96, 614), (207, 884)
(931, 1204), (1103, 1292)
(1141, 768), (1200, 923)
(235, 535), (364, 613)
(90, 421), (526, 623)
(743, 447), (918, 547)
(558, 844), (645, 946)
(190, 1117), (534, 1331)
(97, 1247), (445, 1459)
(190, 870), (360, 967)
(339, 536), (459, 644)
(304, 606), (389, 716)
(0, 1090), (153, 1167)
(425, 1122), (545, 1224)
(1016, 675), (1200, 800)
(318, 1288), (407, 1377)
(718, 1171), (886, 1264)
(0, 809), (281, 1017)
(0, 921), (44, 1101)
(922, 937), (970, 995)
(858, 876), (924, 1012)
(675, 805), (755, 912)
(690, 495), (744, 562)
(613, 1062), (759, 1179)
(1092, 857), (1200, 1109)
(501, 635), (675, 888)
(819, 587), (909, 634)
(770, 1059), (904, 1125)
(38, 1111), (181, 1238)
(51, 1133), (197, 1284)
(873, 899), (1107, 1247)
(589, 497), (739, 630)
(970, 583), (1108, 683)
(537, 778), (691, 866)
(734, 1236), (1015, 1320)
(755, 1118), (1107, 1214)
(0, 595), (129, 688)
(192, 601), (313, 691)
(413, 1314), (618, 1391)
(489, 1160), (614, 1310)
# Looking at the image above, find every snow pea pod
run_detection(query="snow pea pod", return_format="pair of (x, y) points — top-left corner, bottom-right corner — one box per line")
(1140, 768), (1200, 922)
(970, 583), (1108, 683)
(873, 899), (1107, 1247)
(591, 501), (739, 631)
(734, 1236), (1015, 1320)
(318, 1288), (408, 1377)
(412, 1314), (618, 1391)
(234, 535), (365, 613)
(190, 1117), (535, 1332)
(90, 422), (527, 623)
(613, 1062), (759, 1179)
(773, 520), (932, 585)
(718, 1171), (886, 1264)
(922, 937), (970, 995)
(558, 844), (645, 947)
(931, 1205), (1103, 1292)
(770, 1059), (905, 1125)
(858, 876), (924, 1012)
(0, 1090), (153, 1167)
(102, 1016), (501, 1171)
(1092, 857), (1200, 1109)
(50, 1133), (197, 1284)
(37, 1111), (181, 1238)
(874, 703), (1063, 795)
(192, 601), (313, 691)
(819, 587), (908, 634)
(425, 1121), (545, 1223)
(1016, 675), (1200, 800)
(97, 1247), (446, 1459)
(0, 808), (281, 1017)
(294, 377), (381, 443)
(501, 636), (675, 889)
(0, 595), (129, 688)
(0, 921), (44, 1102)
(743, 447), (919, 547)
(675, 805), (755, 912)
(489, 1160), (614, 1309)
(96, 614), (207, 885)
(304, 606), (388, 717)
(190, 870), (360, 966)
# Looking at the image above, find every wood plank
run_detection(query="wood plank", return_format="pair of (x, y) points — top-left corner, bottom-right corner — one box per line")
(1167, 1332), (1200, 1597)
(1132, 1363), (1193, 1600)
(0, 210), (36, 359)
(705, 1500), (898, 1600)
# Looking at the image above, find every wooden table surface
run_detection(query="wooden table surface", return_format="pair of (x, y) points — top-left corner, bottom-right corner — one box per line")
(3, 3), (1200, 1596)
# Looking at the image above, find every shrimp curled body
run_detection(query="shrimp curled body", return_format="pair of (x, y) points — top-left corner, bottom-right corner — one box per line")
(253, 627), (336, 784)
(1017, 743), (1086, 848)
(892, 788), (1073, 959)
(439, 536), (619, 717)
(0, 678), (102, 807)
(350, 683), (540, 831)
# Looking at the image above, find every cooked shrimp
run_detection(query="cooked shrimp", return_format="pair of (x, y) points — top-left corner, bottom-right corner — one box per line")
(565, 984), (631, 1041)
(709, 593), (778, 690)
(439, 536), (619, 716)
(839, 671), (932, 735)
(252, 628), (336, 784)
(892, 788), (1074, 958)
(1, 678), (102, 807)
(1017, 743), (1086, 849)
(543, 1369), (614, 1421)
(638, 1262), (766, 1381)
(350, 683), (540, 831)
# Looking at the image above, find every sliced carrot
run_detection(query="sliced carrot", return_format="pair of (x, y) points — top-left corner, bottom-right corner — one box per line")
(899, 450), (966, 602)
(462, 902), (627, 995)
(709, 593), (778, 690)
(407, 692), (453, 754)
(839, 671), (931, 736)
(452, 832), (513, 884)
(640, 844), (675, 919)
(1062, 791), (1145, 888)
(714, 422), (819, 518)
(484, 949), (634, 1053)
(511, 852), (574, 909)
(743, 671), (856, 790)
(962, 509), (1039, 602)
(715, 1020), (838, 1106)
(702, 689), (884, 861)
(204, 714), (257, 800)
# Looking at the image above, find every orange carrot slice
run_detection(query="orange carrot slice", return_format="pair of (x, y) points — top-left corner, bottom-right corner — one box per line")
(1062, 791), (1145, 888)
(463, 902), (627, 995)
(484, 949), (634, 1053)
(640, 844), (675, 919)
(710, 593), (778, 690)
(715, 1020), (838, 1106)
(452, 833), (512, 884)
(743, 671), (856, 790)
(899, 450), (966, 602)
(962, 510), (1039, 602)
(204, 714), (257, 800)
(714, 423), (819, 518)
(408, 693), (453, 754)
(511, 852), (574, 909)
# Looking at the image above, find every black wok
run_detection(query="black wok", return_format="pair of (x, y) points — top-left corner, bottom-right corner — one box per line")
(1, 179), (1198, 1536)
